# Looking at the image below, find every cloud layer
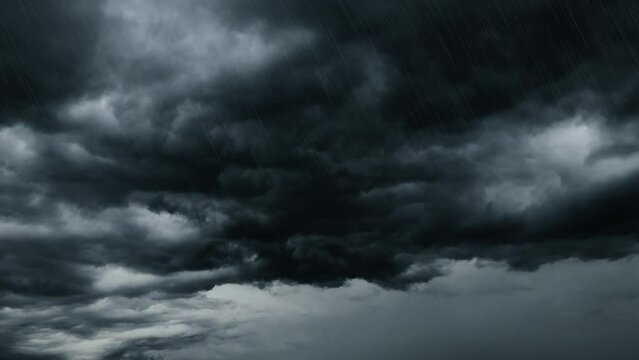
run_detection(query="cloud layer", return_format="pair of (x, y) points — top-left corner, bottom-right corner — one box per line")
(1, 0), (639, 358)
(4, 257), (639, 359)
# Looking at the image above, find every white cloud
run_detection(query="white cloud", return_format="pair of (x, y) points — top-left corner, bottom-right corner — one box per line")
(91, 265), (160, 292)
(101, 0), (313, 88)
(477, 112), (639, 214)
(127, 204), (199, 242)
(88, 264), (235, 293)
(0, 124), (37, 164)
(529, 116), (603, 169)
(61, 93), (121, 133)
(0, 202), (200, 243)
(18, 323), (196, 360)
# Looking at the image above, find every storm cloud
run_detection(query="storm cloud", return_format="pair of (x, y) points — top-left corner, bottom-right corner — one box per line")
(1, 0), (639, 359)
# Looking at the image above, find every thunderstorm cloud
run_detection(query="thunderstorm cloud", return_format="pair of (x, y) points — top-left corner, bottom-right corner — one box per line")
(1, 1), (639, 359)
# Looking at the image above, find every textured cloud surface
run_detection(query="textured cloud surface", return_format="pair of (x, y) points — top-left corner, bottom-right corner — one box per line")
(4, 257), (639, 359)
(1, 0), (639, 358)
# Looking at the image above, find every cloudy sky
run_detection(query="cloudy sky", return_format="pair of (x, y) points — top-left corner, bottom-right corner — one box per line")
(1, 0), (639, 359)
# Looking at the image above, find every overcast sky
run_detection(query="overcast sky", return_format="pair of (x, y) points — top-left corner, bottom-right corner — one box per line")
(1, 1), (639, 359)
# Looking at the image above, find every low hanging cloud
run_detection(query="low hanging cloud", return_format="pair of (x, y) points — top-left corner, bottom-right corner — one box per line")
(1, 0), (639, 291)
(4, 257), (639, 360)
(1, 0), (639, 358)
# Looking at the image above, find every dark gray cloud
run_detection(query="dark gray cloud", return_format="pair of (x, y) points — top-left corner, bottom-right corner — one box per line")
(0, 0), (105, 128)
(2, 0), (639, 358)
(1, 0), (638, 291)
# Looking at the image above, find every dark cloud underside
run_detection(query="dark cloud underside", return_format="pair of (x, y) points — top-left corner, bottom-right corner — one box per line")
(1, 1), (639, 358)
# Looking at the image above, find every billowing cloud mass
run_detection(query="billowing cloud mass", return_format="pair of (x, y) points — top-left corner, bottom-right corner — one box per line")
(1, 0), (639, 358)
